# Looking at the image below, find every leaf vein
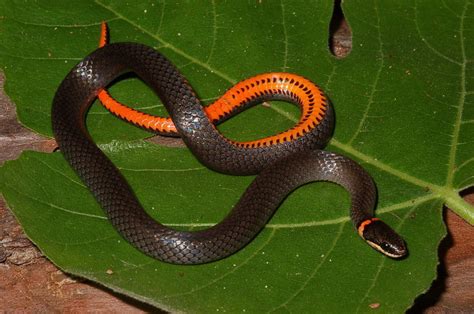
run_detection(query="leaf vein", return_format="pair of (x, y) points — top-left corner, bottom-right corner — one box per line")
(119, 166), (205, 172)
(162, 228), (277, 299)
(154, 0), (166, 35)
(413, 0), (462, 65)
(348, 1), (383, 145)
(446, 0), (470, 188)
(270, 222), (346, 312)
(205, 0), (218, 64)
(457, 157), (474, 172)
(35, 157), (86, 189)
(280, 0), (289, 71)
(2, 182), (106, 220)
(163, 194), (435, 229)
(8, 16), (120, 28)
(94, 0), (237, 84)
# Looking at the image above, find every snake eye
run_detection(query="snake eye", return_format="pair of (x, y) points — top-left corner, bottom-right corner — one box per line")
(380, 242), (391, 252)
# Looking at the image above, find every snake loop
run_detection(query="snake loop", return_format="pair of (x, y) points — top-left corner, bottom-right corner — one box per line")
(51, 40), (407, 264)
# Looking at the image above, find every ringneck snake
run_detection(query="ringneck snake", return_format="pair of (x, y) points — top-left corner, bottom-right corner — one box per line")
(50, 23), (407, 264)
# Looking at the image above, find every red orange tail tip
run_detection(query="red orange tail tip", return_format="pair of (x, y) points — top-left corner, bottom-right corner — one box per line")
(99, 21), (109, 48)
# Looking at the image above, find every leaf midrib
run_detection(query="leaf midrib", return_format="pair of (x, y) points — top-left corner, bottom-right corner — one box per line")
(94, 0), (238, 84)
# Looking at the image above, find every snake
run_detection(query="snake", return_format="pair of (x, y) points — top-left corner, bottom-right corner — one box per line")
(51, 26), (407, 265)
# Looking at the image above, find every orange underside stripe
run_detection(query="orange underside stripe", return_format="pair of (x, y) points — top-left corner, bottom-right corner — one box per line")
(96, 22), (328, 148)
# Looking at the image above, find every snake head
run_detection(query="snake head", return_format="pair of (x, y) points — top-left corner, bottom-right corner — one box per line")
(359, 218), (407, 259)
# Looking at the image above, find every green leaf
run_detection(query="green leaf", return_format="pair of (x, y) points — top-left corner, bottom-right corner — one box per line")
(0, 0), (472, 312)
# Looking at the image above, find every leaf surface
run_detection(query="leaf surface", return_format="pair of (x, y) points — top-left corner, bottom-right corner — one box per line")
(1, 0), (473, 312)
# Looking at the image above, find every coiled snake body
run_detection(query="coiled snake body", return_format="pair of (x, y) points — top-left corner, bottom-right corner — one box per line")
(51, 42), (407, 264)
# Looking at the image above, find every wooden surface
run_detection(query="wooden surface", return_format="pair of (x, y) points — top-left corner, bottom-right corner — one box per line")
(1, 10), (473, 312)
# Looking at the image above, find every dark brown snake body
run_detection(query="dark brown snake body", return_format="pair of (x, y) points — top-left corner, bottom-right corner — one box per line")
(51, 43), (407, 264)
